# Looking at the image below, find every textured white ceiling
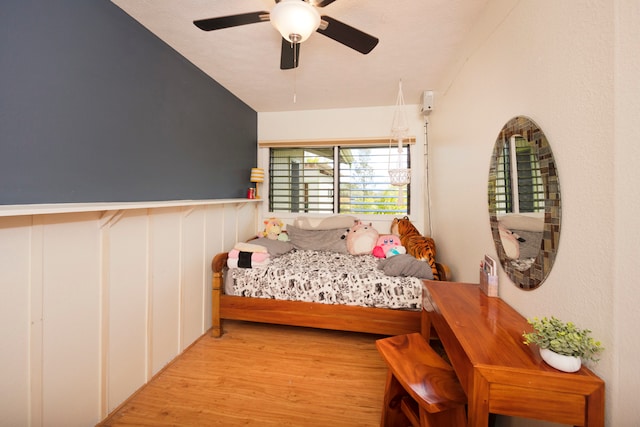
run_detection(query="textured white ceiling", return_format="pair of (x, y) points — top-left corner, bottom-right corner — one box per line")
(111, 0), (488, 112)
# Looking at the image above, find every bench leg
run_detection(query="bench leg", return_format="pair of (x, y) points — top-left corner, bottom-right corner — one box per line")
(380, 370), (410, 427)
(420, 406), (466, 427)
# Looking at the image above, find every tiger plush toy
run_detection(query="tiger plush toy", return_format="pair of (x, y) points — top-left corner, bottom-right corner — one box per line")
(390, 216), (440, 280)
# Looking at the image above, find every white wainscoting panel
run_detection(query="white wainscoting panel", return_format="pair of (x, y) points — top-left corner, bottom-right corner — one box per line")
(0, 216), (32, 426)
(180, 206), (207, 351)
(0, 200), (258, 426)
(149, 207), (182, 377)
(203, 206), (224, 335)
(41, 213), (101, 426)
(107, 209), (150, 413)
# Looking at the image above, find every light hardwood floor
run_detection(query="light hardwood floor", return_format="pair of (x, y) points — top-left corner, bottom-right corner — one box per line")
(98, 320), (389, 426)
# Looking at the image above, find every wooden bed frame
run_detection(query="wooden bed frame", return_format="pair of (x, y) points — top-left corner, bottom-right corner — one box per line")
(210, 252), (450, 338)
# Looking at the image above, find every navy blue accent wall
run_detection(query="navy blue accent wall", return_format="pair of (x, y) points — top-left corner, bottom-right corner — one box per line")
(0, 0), (257, 204)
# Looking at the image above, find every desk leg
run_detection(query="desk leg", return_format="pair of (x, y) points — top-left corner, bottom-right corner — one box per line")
(468, 369), (491, 427)
(421, 309), (432, 340)
(586, 382), (605, 427)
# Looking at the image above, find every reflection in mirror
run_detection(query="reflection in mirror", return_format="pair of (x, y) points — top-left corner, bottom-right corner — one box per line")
(496, 134), (544, 268)
(488, 116), (561, 290)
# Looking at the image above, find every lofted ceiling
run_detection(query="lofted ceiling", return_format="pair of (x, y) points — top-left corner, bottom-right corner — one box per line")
(111, 0), (489, 112)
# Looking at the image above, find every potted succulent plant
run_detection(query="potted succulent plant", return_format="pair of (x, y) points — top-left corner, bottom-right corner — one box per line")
(522, 316), (604, 372)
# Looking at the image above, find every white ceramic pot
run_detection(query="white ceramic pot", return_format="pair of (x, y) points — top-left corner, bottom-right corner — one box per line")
(540, 348), (582, 372)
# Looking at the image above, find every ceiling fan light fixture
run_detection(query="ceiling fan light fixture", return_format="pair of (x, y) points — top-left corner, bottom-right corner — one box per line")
(270, 0), (321, 44)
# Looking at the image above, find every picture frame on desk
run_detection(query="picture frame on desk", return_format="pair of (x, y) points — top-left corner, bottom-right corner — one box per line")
(480, 255), (499, 297)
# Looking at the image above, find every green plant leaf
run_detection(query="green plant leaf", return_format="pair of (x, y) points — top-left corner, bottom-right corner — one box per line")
(522, 316), (604, 362)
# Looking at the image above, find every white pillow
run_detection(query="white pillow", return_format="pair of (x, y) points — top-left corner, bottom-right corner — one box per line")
(293, 215), (357, 230)
(498, 214), (544, 232)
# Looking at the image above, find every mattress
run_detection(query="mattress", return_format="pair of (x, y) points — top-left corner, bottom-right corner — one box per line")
(225, 249), (423, 310)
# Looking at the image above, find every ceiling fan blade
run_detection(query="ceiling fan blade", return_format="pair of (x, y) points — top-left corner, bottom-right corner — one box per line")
(317, 16), (378, 54)
(280, 39), (301, 70)
(194, 11), (268, 31)
(312, 0), (338, 7)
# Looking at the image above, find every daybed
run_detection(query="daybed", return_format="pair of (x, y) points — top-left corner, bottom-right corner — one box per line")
(210, 217), (449, 338)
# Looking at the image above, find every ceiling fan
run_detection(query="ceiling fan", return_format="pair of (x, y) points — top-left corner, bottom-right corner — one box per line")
(193, 0), (379, 70)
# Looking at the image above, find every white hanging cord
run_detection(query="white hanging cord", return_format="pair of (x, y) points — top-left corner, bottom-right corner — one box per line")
(388, 139), (406, 206)
(389, 79), (410, 207)
(397, 183), (405, 206)
(390, 80), (410, 142)
(424, 118), (433, 236)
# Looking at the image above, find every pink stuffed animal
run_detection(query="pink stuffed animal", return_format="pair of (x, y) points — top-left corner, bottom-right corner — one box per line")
(344, 221), (379, 255)
(372, 234), (406, 258)
(498, 223), (520, 259)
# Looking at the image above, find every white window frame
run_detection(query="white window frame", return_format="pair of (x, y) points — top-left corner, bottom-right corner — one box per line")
(495, 135), (545, 215)
(257, 137), (424, 224)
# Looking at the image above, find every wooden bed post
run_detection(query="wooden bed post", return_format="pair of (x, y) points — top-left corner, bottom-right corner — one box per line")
(211, 271), (222, 337)
(211, 253), (229, 338)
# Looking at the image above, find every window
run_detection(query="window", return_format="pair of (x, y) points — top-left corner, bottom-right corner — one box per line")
(494, 135), (544, 214)
(268, 145), (410, 215)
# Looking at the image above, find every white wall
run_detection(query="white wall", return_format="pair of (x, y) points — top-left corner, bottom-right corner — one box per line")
(612, 0), (640, 424)
(0, 201), (258, 426)
(260, 1), (640, 425)
(429, 0), (639, 426)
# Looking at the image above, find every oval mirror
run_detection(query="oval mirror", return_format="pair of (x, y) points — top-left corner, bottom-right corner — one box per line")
(488, 116), (561, 290)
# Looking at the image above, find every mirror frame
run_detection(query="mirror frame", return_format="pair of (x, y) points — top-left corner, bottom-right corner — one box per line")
(488, 116), (561, 290)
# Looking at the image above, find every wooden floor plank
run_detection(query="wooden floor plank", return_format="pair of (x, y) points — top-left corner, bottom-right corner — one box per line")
(98, 321), (388, 426)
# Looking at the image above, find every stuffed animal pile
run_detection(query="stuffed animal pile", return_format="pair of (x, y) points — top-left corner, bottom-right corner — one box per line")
(251, 217), (413, 260)
(340, 220), (410, 258)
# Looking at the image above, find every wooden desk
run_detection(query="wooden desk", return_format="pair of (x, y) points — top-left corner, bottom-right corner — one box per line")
(423, 281), (605, 427)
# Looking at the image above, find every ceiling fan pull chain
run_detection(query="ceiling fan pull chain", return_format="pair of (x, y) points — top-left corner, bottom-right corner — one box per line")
(293, 42), (298, 103)
(293, 66), (297, 103)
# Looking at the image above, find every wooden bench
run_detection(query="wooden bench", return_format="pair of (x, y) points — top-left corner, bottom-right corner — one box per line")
(376, 333), (467, 427)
